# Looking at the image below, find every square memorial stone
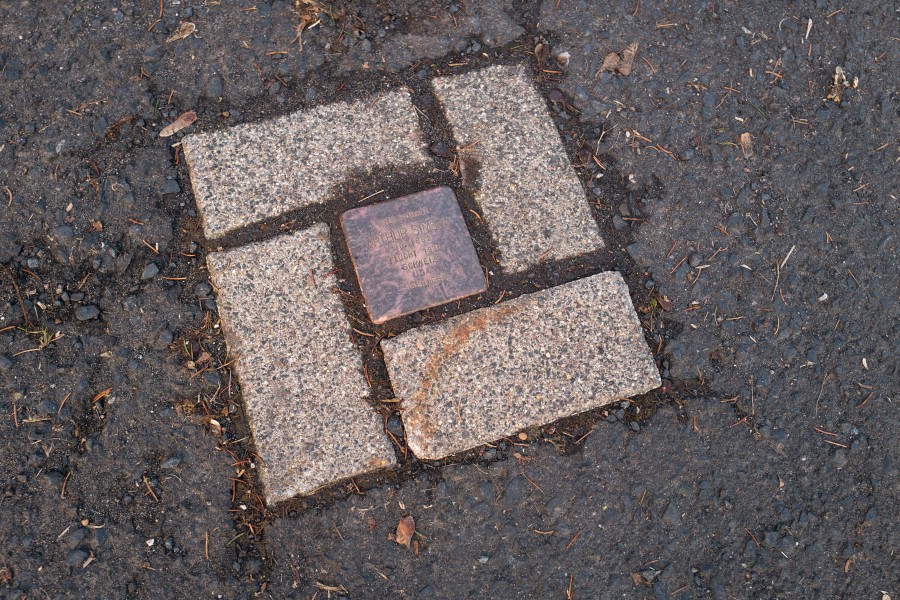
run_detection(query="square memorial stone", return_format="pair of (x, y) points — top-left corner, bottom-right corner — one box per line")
(341, 187), (486, 324)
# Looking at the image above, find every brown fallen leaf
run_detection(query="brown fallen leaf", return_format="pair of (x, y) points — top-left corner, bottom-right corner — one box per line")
(826, 66), (858, 105)
(393, 515), (415, 550)
(159, 111), (197, 138)
(617, 42), (639, 76)
(534, 41), (550, 65)
(205, 418), (222, 437)
(90, 220), (103, 232)
(601, 52), (621, 73)
(166, 22), (196, 43)
(599, 43), (639, 76)
(738, 132), (754, 158)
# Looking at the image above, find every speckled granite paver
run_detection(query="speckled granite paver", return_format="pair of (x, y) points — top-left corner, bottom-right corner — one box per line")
(183, 90), (429, 239)
(433, 64), (603, 272)
(381, 272), (660, 459)
(207, 225), (396, 503)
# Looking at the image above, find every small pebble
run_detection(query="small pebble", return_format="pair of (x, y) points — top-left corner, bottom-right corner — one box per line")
(159, 180), (181, 196)
(75, 305), (100, 321)
(194, 282), (212, 297)
(141, 263), (159, 280)
(430, 142), (454, 158)
(831, 449), (848, 469)
(161, 455), (182, 469)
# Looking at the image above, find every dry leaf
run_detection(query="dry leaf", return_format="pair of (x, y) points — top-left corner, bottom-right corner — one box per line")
(166, 22), (196, 43)
(826, 66), (858, 105)
(90, 220), (103, 232)
(599, 43), (639, 76)
(206, 418), (222, 437)
(843, 554), (855, 572)
(534, 42), (550, 64)
(159, 111), (197, 138)
(601, 52), (620, 73)
(827, 66), (847, 104)
(513, 452), (532, 464)
(738, 132), (754, 158)
(618, 42), (639, 76)
(394, 515), (415, 550)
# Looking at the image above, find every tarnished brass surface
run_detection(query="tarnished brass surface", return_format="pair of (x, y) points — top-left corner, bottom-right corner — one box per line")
(341, 187), (486, 324)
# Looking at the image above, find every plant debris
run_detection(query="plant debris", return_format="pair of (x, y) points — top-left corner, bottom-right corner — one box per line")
(159, 111), (197, 137)
(534, 40), (550, 68)
(826, 66), (858, 104)
(738, 132), (754, 158)
(314, 581), (349, 595)
(166, 21), (196, 43)
(392, 515), (416, 550)
(601, 52), (620, 73)
(293, 0), (331, 48)
(599, 43), (639, 76)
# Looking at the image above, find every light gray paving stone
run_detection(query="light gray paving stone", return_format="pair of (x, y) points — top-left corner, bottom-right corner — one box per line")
(183, 90), (430, 239)
(381, 272), (660, 459)
(207, 224), (396, 503)
(433, 64), (603, 272)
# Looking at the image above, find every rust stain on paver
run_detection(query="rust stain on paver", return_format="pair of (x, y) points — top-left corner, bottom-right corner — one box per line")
(405, 303), (523, 441)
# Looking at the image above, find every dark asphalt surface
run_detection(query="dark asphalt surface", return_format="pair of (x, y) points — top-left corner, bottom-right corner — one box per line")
(1, 1), (897, 599)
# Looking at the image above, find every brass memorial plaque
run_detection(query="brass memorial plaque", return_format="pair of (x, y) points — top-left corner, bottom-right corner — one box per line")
(341, 187), (486, 324)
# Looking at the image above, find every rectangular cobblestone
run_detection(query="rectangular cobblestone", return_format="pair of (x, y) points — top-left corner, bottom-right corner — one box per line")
(207, 225), (396, 503)
(183, 91), (430, 240)
(433, 65), (603, 272)
(381, 272), (660, 459)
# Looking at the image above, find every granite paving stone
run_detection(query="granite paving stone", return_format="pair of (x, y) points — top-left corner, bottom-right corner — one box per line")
(207, 224), (396, 503)
(433, 64), (604, 272)
(182, 90), (430, 239)
(381, 271), (660, 459)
